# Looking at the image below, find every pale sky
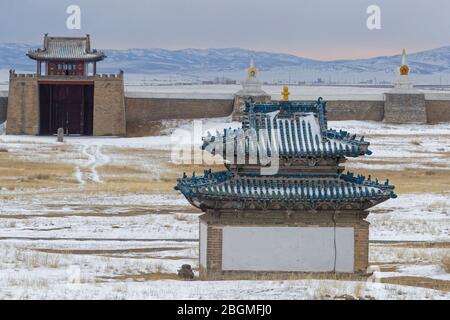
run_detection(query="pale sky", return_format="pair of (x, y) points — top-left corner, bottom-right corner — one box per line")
(0, 0), (449, 60)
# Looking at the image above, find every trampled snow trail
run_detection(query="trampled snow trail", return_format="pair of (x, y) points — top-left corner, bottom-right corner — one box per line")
(76, 144), (110, 184)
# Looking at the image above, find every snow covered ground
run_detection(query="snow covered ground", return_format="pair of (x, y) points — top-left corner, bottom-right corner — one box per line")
(0, 119), (449, 299)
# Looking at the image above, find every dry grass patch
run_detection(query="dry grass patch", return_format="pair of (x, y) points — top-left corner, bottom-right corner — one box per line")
(382, 242), (450, 249)
(91, 161), (223, 193)
(97, 165), (148, 176)
(0, 153), (77, 189)
(15, 250), (61, 269)
(99, 272), (180, 282)
(8, 277), (49, 289)
(353, 169), (450, 194)
(381, 276), (450, 292)
(84, 179), (178, 193)
(442, 256), (450, 273)
(378, 265), (399, 272)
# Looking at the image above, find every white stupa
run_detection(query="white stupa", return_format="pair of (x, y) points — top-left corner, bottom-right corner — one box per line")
(384, 48), (427, 123)
(232, 60), (270, 121)
(236, 59), (268, 96)
(391, 49), (418, 93)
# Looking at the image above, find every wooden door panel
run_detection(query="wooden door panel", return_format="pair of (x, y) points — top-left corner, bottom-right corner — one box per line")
(39, 84), (93, 136)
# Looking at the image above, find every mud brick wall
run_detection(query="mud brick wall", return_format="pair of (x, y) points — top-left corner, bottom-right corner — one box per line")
(6, 74), (39, 135)
(384, 93), (427, 123)
(123, 98), (386, 137)
(93, 74), (126, 136)
(199, 211), (369, 280)
(327, 100), (385, 121)
(425, 100), (450, 123)
(125, 97), (234, 137)
(4, 86), (450, 136)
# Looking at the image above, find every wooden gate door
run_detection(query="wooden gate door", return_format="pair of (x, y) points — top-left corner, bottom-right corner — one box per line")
(51, 85), (84, 135)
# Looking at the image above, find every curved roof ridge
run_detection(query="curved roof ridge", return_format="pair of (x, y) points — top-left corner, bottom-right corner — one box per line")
(27, 34), (105, 62)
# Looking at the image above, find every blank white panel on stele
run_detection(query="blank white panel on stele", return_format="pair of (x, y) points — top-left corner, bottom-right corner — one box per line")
(222, 226), (354, 272)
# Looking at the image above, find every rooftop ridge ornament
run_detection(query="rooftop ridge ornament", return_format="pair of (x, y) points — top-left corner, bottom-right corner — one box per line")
(282, 86), (290, 101)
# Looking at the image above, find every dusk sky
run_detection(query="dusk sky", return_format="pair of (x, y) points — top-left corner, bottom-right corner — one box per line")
(1, 0), (449, 60)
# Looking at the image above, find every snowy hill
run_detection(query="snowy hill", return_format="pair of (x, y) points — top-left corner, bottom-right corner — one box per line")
(1, 43), (450, 80)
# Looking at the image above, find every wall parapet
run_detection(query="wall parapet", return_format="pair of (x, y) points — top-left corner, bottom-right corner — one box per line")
(9, 70), (37, 79)
(95, 70), (124, 80)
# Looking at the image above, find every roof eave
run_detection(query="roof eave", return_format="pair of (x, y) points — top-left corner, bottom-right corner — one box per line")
(27, 50), (106, 62)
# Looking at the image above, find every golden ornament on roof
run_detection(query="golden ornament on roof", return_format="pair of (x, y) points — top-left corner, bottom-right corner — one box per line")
(282, 86), (290, 101)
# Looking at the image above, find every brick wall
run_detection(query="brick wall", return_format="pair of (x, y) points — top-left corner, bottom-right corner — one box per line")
(425, 100), (450, 123)
(122, 98), (387, 137)
(199, 210), (370, 280)
(93, 74), (126, 136)
(384, 93), (427, 123)
(327, 100), (385, 121)
(125, 97), (233, 137)
(4, 85), (450, 136)
(6, 74), (39, 135)
(123, 96), (450, 136)
(350, 220), (369, 273)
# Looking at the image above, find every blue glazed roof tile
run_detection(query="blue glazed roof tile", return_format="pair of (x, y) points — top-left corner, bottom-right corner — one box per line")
(202, 98), (371, 159)
(176, 97), (395, 211)
(175, 171), (396, 206)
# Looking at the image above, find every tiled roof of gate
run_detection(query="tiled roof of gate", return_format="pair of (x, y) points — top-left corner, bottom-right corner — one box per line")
(175, 171), (396, 203)
(27, 35), (105, 61)
(202, 99), (371, 158)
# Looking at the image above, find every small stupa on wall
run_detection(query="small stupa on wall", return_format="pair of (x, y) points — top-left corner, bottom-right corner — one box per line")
(384, 48), (427, 123)
(390, 49), (418, 93)
(232, 59), (270, 121)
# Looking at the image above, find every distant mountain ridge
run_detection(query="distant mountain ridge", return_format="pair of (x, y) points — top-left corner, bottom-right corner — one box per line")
(1, 43), (449, 77)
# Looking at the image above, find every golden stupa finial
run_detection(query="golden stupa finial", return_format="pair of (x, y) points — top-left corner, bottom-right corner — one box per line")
(399, 48), (410, 76)
(247, 59), (257, 80)
(282, 86), (290, 101)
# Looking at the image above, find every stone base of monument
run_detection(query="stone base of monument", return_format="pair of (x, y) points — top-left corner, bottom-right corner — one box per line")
(232, 94), (271, 122)
(384, 93), (427, 123)
(198, 210), (369, 280)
